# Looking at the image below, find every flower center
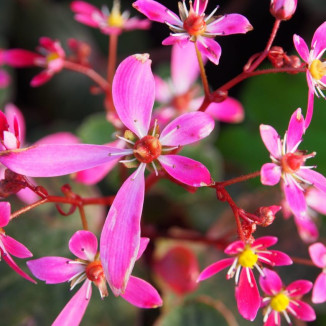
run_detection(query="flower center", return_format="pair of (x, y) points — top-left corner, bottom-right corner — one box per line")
(133, 135), (162, 163)
(46, 52), (60, 64)
(281, 153), (304, 173)
(107, 9), (124, 27)
(309, 59), (326, 80)
(238, 247), (258, 268)
(183, 13), (206, 36)
(270, 293), (290, 312)
(85, 260), (105, 282)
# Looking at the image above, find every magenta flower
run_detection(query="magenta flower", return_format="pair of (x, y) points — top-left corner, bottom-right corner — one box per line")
(260, 108), (326, 217)
(0, 201), (35, 283)
(259, 268), (315, 325)
(270, 0), (297, 21)
(133, 0), (252, 65)
(197, 236), (292, 321)
(154, 43), (244, 126)
(309, 242), (326, 303)
(293, 22), (326, 128)
(71, 0), (150, 35)
(4, 37), (65, 87)
(27, 230), (162, 326)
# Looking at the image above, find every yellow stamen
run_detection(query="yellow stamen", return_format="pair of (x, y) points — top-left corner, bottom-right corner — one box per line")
(270, 293), (290, 312)
(309, 59), (326, 80)
(108, 8), (124, 27)
(46, 52), (60, 64)
(238, 247), (258, 268)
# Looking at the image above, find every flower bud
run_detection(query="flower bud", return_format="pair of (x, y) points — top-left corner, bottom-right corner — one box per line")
(270, 0), (297, 21)
(256, 205), (281, 227)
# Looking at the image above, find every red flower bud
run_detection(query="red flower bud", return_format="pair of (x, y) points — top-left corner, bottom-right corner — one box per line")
(270, 0), (297, 21)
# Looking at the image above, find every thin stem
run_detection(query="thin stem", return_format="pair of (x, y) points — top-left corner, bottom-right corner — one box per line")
(194, 41), (210, 97)
(10, 198), (48, 220)
(78, 205), (89, 230)
(108, 34), (118, 85)
(291, 257), (315, 267)
(214, 171), (261, 188)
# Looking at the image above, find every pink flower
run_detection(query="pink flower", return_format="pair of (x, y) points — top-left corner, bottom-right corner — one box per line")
(293, 22), (326, 128)
(133, 0), (252, 65)
(0, 201), (35, 283)
(309, 242), (326, 304)
(0, 69), (10, 88)
(260, 108), (326, 217)
(4, 37), (65, 87)
(71, 0), (151, 35)
(270, 0), (297, 21)
(27, 230), (162, 326)
(197, 236), (292, 321)
(154, 43), (244, 126)
(259, 268), (315, 325)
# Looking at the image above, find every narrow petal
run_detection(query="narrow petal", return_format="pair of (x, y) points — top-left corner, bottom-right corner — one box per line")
(224, 240), (244, 254)
(205, 97), (244, 123)
(259, 124), (281, 159)
(0, 144), (126, 177)
(1, 235), (32, 258)
(287, 280), (312, 296)
(27, 257), (85, 283)
(283, 178), (307, 215)
(312, 272), (326, 303)
(30, 70), (53, 87)
(100, 167), (145, 296)
(207, 14), (253, 35)
(52, 281), (91, 326)
(252, 236), (278, 249)
(112, 54), (154, 137)
(260, 163), (281, 186)
(132, 0), (180, 25)
(311, 21), (326, 59)
(137, 237), (150, 260)
(259, 250), (292, 266)
(286, 108), (304, 153)
(296, 168), (326, 193)
(306, 187), (326, 215)
(294, 213), (319, 243)
(70, 1), (101, 15)
(17, 188), (39, 205)
(4, 103), (25, 145)
(0, 201), (10, 227)
(265, 311), (280, 326)
(194, 0), (208, 15)
(288, 300), (316, 321)
(3, 49), (42, 67)
(154, 75), (172, 103)
(0, 69), (10, 88)
(74, 14), (100, 28)
(121, 276), (162, 308)
(293, 34), (309, 62)
(309, 242), (326, 268)
(197, 258), (234, 282)
(34, 132), (80, 145)
(159, 112), (214, 146)
(305, 89), (314, 130)
(259, 268), (283, 295)
(162, 35), (190, 47)
(69, 230), (98, 261)
(158, 155), (212, 187)
(235, 268), (260, 321)
(196, 37), (221, 65)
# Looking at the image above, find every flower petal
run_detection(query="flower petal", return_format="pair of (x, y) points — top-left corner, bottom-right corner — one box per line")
(154, 75), (172, 103)
(260, 124), (281, 159)
(260, 163), (281, 186)
(283, 178), (307, 216)
(305, 88), (314, 130)
(69, 230), (98, 261)
(162, 35), (190, 47)
(159, 112), (214, 146)
(259, 250), (292, 266)
(70, 1), (101, 15)
(309, 242), (326, 268)
(0, 144), (126, 177)
(3, 49), (42, 67)
(288, 300), (316, 321)
(4, 103), (25, 145)
(137, 237), (150, 260)
(265, 311), (280, 326)
(294, 213), (318, 243)
(287, 279), (312, 297)
(27, 257), (85, 283)
(30, 70), (53, 87)
(196, 37), (221, 65)
(1, 235), (32, 258)
(34, 132), (80, 145)
(293, 34), (309, 62)
(224, 240), (244, 254)
(312, 272), (326, 303)
(121, 276), (162, 308)
(197, 258), (234, 282)
(259, 268), (283, 295)
(52, 280), (91, 326)
(252, 236), (278, 249)
(286, 108), (304, 153)
(0, 201), (10, 227)
(112, 54), (154, 138)
(235, 268), (260, 321)
(296, 168), (326, 193)
(194, 0), (208, 15)
(306, 187), (326, 215)
(100, 166), (145, 296)
(311, 21), (326, 59)
(158, 155), (212, 187)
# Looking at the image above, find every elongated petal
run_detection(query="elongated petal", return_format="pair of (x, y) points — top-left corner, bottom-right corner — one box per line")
(137, 237), (150, 260)
(154, 75), (172, 103)
(162, 35), (190, 47)
(306, 188), (326, 215)
(171, 43), (200, 95)
(287, 280), (312, 296)
(30, 70), (53, 87)
(311, 21), (326, 59)
(265, 311), (280, 326)
(27, 257), (85, 283)
(305, 88), (314, 130)
(4, 49), (42, 67)
(4, 103), (25, 145)
(207, 14), (253, 35)
(196, 37), (221, 65)
(0, 201), (10, 227)
(224, 240), (244, 254)
(100, 166), (145, 296)
(74, 13), (100, 28)
(17, 187), (39, 205)
(70, 1), (101, 15)
(260, 124), (281, 159)
(197, 258), (234, 282)
(259, 250), (292, 266)
(309, 242), (326, 268)
(160, 112), (214, 146)
(312, 272), (326, 303)
(53, 281), (91, 326)
(194, 0), (208, 15)
(296, 168), (326, 193)
(0, 69), (10, 88)
(294, 213), (319, 243)
(288, 300), (316, 321)
(133, 0), (181, 25)
(112, 54), (154, 138)
(261, 163), (281, 186)
(293, 34), (309, 62)
(286, 108), (304, 153)
(235, 268), (260, 321)
(259, 268), (282, 295)
(283, 178), (307, 215)
(158, 155), (212, 187)
(206, 97), (244, 123)
(121, 276), (162, 308)
(35, 132), (80, 145)
(0, 144), (126, 177)
(69, 230), (98, 261)
(2, 250), (36, 283)
(1, 235), (32, 258)
(252, 236), (278, 249)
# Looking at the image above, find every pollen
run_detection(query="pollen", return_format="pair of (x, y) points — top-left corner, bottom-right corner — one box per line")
(133, 135), (162, 163)
(238, 247), (258, 268)
(270, 293), (290, 312)
(309, 59), (326, 80)
(46, 52), (60, 64)
(108, 9), (124, 27)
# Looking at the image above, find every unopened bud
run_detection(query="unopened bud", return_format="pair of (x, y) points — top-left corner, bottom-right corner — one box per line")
(270, 0), (297, 21)
(256, 205), (281, 226)
(268, 46), (285, 68)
